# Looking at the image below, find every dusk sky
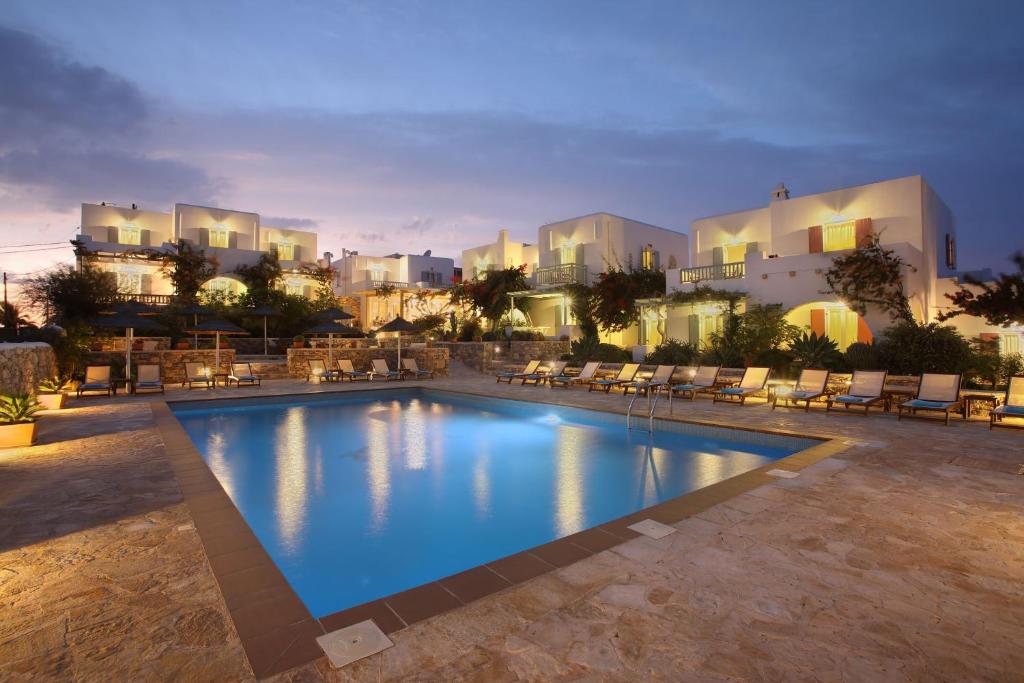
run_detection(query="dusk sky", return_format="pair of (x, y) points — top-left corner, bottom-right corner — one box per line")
(2, 1), (1023, 288)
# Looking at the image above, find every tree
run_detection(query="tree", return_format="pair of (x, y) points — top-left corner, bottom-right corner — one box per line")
(875, 322), (974, 375)
(22, 263), (118, 325)
(1, 302), (32, 332)
(588, 268), (665, 332)
(823, 234), (916, 324)
(703, 303), (799, 367)
(450, 266), (529, 331)
(153, 239), (218, 303)
(939, 252), (1024, 328)
(302, 263), (338, 311)
(234, 251), (283, 306)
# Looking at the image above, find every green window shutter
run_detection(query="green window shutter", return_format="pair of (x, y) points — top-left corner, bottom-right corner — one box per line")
(687, 314), (700, 345)
(269, 242), (278, 256)
(107, 227), (119, 243)
(746, 241), (758, 254)
(712, 246), (724, 265)
(808, 226), (823, 253)
(292, 245), (301, 262)
(198, 228), (210, 247)
(303, 285), (312, 298)
(228, 231), (238, 249)
(140, 274), (153, 294)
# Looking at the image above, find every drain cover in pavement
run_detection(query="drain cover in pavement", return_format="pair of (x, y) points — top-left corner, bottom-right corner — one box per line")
(316, 620), (393, 668)
(628, 519), (677, 539)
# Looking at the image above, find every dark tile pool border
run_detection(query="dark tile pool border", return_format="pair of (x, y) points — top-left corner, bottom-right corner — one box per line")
(151, 388), (849, 679)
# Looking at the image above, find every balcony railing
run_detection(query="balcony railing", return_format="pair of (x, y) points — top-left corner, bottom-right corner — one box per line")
(679, 261), (745, 283)
(534, 264), (588, 287)
(113, 293), (174, 305)
(369, 279), (409, 290)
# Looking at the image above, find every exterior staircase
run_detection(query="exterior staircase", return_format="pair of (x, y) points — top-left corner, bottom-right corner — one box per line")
(235, 355), (293, 380)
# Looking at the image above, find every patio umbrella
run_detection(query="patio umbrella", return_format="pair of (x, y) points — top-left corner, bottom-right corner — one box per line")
(106, 300), (160, 317)
(315, 306), (354, 321)
(241, 305), (280, 356)
(179, 302), (214, 349)
(304, 320), (363, 368)
(88, 312), (162, 380)
(184, 319), (249, 375)
(376, 315), (418, 368)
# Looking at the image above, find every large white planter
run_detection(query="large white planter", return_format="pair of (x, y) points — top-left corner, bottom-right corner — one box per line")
(0, 422), (37, 448)
(36, 393), (65, 411)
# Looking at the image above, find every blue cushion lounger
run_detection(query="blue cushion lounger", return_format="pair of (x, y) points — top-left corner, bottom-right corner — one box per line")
(496, 360), (540, 383)
(772, 369), (830, 412)
(522, 360), (567, 385)
(549, 361), (601, 388)
(77, 365), (113, 397)
(826, 370), (887, 415)
(401, 358), (434, 379)
(713, 367), (771, 405)
(588, 363), (640, 393)
(991, 376), (1024, 430)
(228, 362), (261, 387)
(622, 365), (676, 396)
(336, 359), (370, 381)
(897, 373), (962, 426)
(307, 358), (338, 383)
(134, 364), (164, 394)
(371, 359), (403, 381)
(670, 366), (721, 401)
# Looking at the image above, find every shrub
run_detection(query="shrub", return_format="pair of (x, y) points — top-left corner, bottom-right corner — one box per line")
(457, 319), (482, 342)
(843, 341), (880, 371)
(644, 340), (699, 366)
(0, 395), (42, 424)
(38, 374), (71, 394)
(568, 335), (630, 363)
(789, 332), (842, 370)
(875, 322), (973, 375)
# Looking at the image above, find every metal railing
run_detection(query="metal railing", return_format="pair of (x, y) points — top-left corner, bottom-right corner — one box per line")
(534, 263), (588, 287)
(678, 261), (745, 283)
(369, 279), (409, 290)
(112, 293), (174, 305)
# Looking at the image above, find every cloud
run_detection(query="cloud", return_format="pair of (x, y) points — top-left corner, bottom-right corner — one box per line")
(0, 24), (219, 210)
(261, 215), (319, 229)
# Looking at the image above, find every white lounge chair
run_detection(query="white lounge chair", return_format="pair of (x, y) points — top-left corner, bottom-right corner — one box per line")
(826, 370), (887, 414)
(336, 359), (370, 381)
(991, 376), (1024, 429)
(898, 373), (962, 426)
(548, 361), (601, 388)
(307, 358), (337, 383)
(183, 362), (212, 389)
(401, 357), (434, 379)
(772, 369), (830, 411)
(521, 360), (567, 385)
(496, 360), (540, 384)
(714, 367), (771, 405)
(622, 365), (676, 396)
(589, 363), (640, 393)
(228, 362), (261, 387)
(371, 359), (402, 381)
(77, 365), (113, 397)
(670, 366), (721, 400)
(134, 364), (164, 394)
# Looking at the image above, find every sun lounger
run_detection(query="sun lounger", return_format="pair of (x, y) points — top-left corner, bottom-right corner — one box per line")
(228, 362), (261, 387)
(991, 376), (1024, 429)
(548, 361), (601, 388)
(522, 360), (567, 385)
(133, 364), (164, 394)
(401, 357), (434, 379)
(825, 370), (887, 415)
(622, 365), (676, 396)
(589, 363), (640, 393)
(713, 367), (771, 405)
(307, 358), (338, 383)
(772, 369), (830, 411)
(336, 359), (370, 381)
(77, 365), (113, 397)
(183, 362), (213, 389)
(496, 360), (540, 384)
(670, 366), (721, 400)
(898, 373), (962, 425)
(371, 359), (402, 381)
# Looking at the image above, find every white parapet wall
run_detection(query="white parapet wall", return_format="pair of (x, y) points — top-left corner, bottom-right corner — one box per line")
(0, 343), (57, 397)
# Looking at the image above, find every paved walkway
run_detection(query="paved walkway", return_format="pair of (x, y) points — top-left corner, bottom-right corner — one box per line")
(1, 370), (1022, 681)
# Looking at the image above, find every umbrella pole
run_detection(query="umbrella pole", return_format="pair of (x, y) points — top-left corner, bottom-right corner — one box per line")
(194, 314), (199, 349)
(397, 333), (401, 369)
(264, 316), (268, 356)
(126, 327), (133, 381)
(215, 332), (220, 377)
(328, 333), (333, 369)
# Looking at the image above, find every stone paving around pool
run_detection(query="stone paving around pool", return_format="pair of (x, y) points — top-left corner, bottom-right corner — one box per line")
(1, 364), (1023, 681)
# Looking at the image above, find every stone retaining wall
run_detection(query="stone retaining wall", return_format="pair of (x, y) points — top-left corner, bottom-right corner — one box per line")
(286, 347), (448, 377)
(435, 341), (570, 373)
(84, 349), (236, 383)
(0, 342), (56, 396)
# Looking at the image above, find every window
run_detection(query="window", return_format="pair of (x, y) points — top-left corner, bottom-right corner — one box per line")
(825, 306), (859, 350)
(560, 242), (576, 265)
(945, 234), (956, 269)
(209, 225), (230, 248)
(700, 312), (723, 344)
(1000, 333), (1021, 356)
(723, 243), (746, 263)
(641, 244), (655, 269)
(284, 279), (303, 296)
(420, 270), (443, 285)
(277, 239), (294, 260)
(116, 269), (142, 294)
(823, 220), (856, 252)
(207, 278), (231, 294)
(119, 224), (141, 245)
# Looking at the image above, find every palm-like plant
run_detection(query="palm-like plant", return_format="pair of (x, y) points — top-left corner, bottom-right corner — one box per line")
(38, 374), (71, 394)
(790, 332), (842, 369)
(0, 395), (42, 424)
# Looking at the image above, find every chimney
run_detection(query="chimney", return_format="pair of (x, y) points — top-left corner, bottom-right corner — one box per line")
(323, 251), (333, 263)
(771, 182), (790, 201)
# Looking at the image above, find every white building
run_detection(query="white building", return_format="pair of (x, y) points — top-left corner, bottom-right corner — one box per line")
(661, 175), (1022, 354)
(331, 249), (455, 331)
(461, 229), (538, 280)
(76, 202), (324, 302)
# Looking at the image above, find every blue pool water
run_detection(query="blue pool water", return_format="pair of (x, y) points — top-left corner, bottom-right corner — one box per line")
(171, 389), (811, 617)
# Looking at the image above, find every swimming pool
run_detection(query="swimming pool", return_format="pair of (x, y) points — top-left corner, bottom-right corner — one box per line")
(171, 389), (814, 618)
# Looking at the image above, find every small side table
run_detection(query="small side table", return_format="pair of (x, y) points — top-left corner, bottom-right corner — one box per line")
(112, 378), (133, 395)
(212, 372), (230, 388)
(961, 392), (1000, 419)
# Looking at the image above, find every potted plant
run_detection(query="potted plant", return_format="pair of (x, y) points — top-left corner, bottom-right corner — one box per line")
(175, 339), (191, 350)
(292, 335), (305, 348)
(36, 375), (70, 410)
(0, 394), (42, 448)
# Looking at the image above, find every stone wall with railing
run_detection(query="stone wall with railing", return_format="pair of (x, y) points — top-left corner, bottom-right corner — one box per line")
(286, 347), (448, 378)
(83, 349), (236, 383)
(435, 341), (570, 373)
(0, 342), (56, 396)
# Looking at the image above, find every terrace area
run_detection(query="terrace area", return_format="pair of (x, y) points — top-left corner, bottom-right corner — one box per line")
(1, 366), (1022, 681)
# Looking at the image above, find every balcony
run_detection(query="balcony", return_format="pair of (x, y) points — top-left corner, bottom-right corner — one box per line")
(113, 293), (174, 306)
(679, 261), (745, 283)
(534, 264), (588, 287)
